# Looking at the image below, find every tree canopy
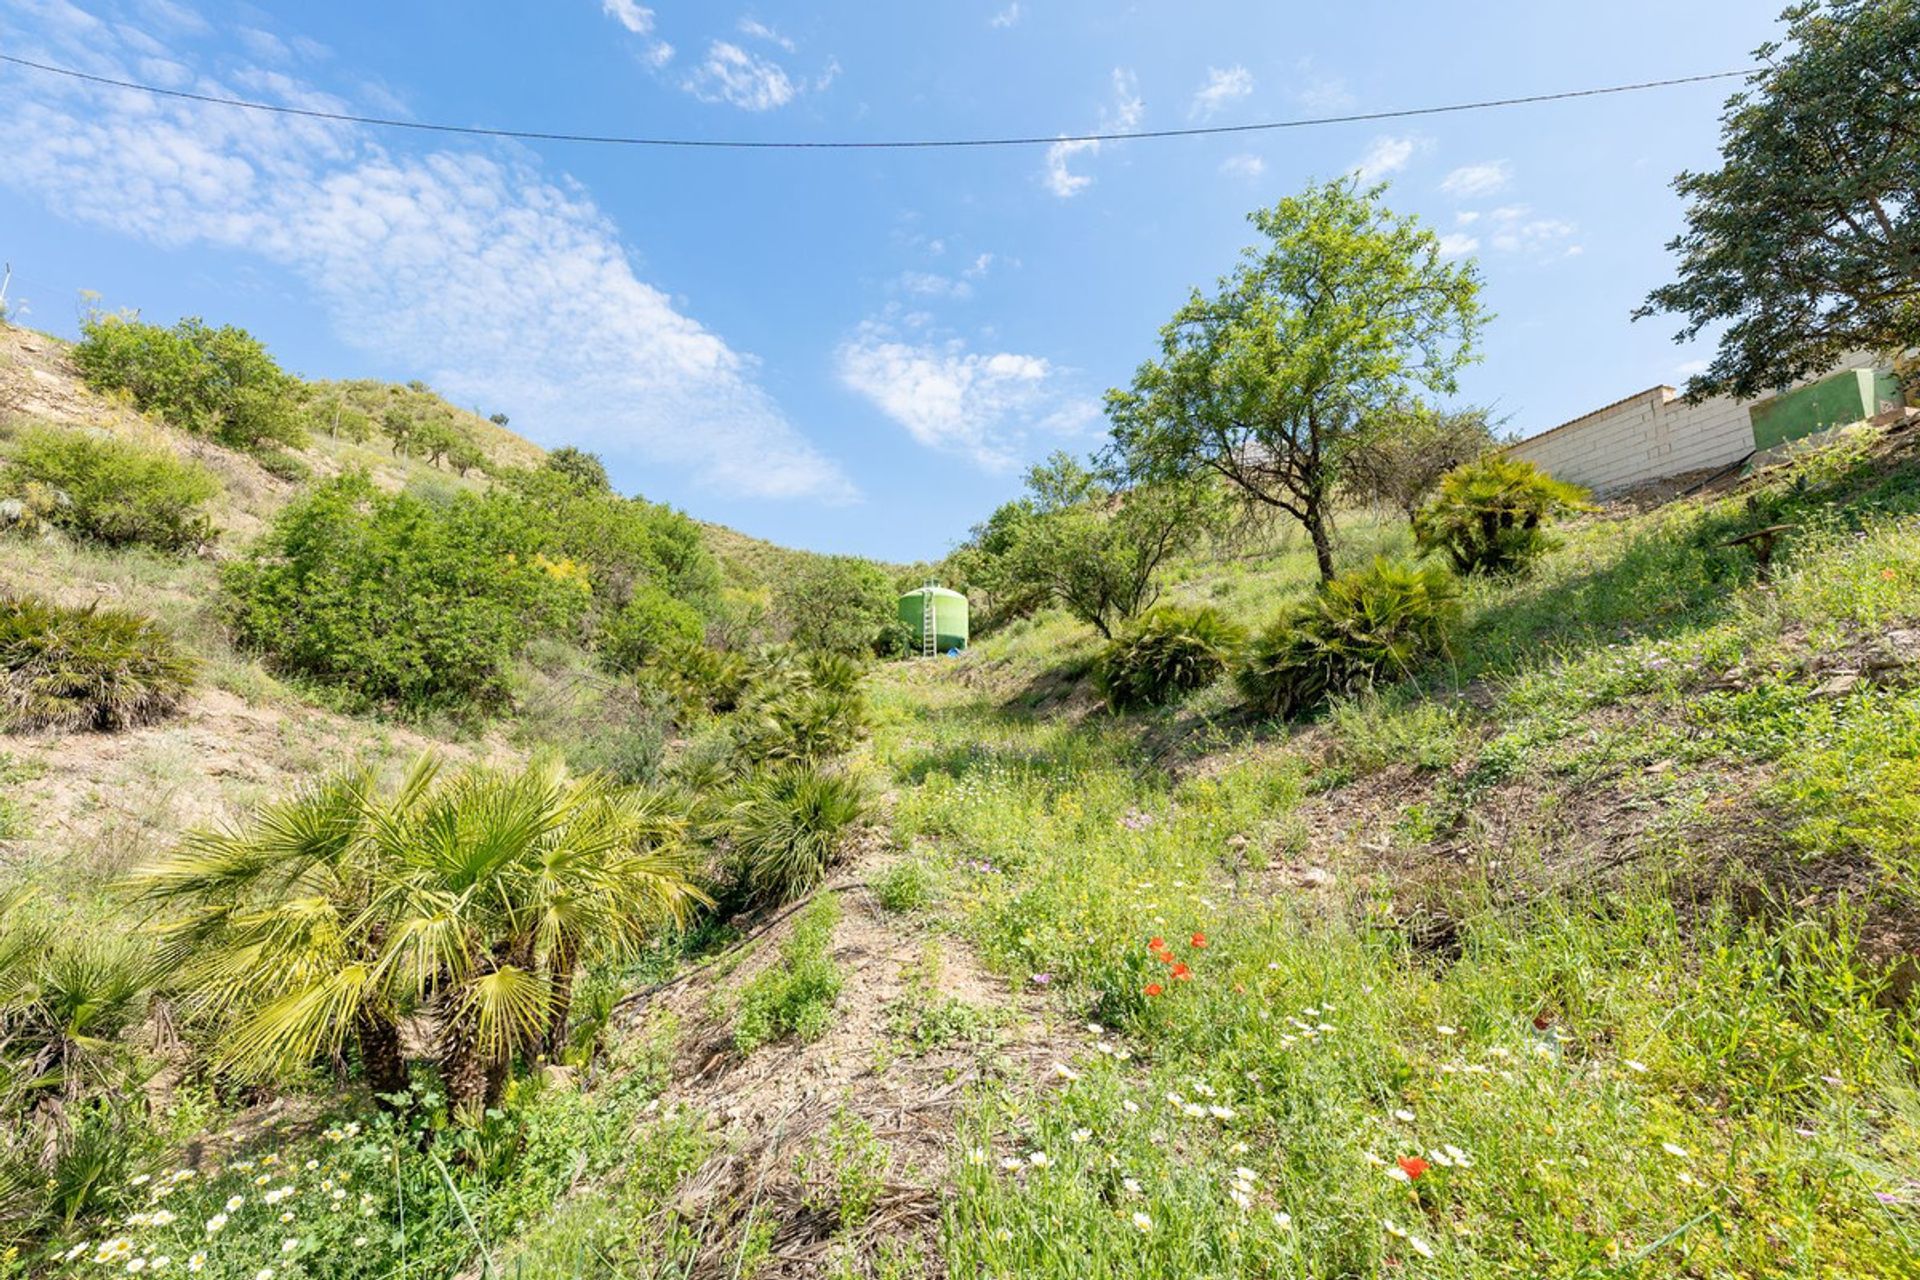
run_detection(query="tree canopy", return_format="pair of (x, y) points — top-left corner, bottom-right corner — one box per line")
(1106, 178), (1484, 580)
(1637, 0), (1920, 399)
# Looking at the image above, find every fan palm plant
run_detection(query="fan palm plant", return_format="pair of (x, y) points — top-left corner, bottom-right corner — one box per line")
(368, 762), (703, 1112)
(136, 757), (705, 1118)
(134, 763), (417, 1102)
(0, 892), (155, 1236)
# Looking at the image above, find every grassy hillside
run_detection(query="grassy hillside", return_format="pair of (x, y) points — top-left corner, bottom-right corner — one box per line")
(4, 300), (1918, 1278)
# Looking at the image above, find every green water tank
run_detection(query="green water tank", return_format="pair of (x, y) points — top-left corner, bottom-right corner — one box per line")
(898, 585), (969, 654)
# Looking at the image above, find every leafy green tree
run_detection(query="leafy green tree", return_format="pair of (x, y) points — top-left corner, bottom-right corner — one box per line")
(786, 555), (897, 655)
(544, 446), (613, 495)
(222, 473), (589, 713)
(72, 312), (305, 452)
(1341, 404), (1503, 521)
(996, 453), (1222, 639)
(1637, 1), (1920, 399)
(380, 407), (415, 455)
(1107, 179), (1484, 581)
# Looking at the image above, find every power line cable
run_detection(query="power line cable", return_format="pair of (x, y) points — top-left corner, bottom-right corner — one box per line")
(0, 53), (1752, 151)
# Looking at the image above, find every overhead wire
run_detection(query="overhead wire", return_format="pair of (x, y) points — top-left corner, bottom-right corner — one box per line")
(0, 53), (1754, 152)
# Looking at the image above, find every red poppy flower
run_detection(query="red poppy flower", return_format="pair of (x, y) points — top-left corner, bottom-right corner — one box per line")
(1396, 1156), (1429, 1181)
(1143, 982), (1164, 997)
(1171, 962), (1192, 981)
(1190, 932), (1208, 949)
(1157, 950), (1175, 966)
(1148, 937), (1167, 953)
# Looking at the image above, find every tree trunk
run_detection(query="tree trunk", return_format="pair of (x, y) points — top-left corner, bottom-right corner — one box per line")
(545, 945), (578, 1062)
(440, 1016), (488, 1119)
(353, 1008), (410, 1112)
(1305, 500), (1336, 583)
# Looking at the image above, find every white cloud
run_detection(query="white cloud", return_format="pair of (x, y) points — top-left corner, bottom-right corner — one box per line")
(236, 27), (289, 63)
(1484, 205), (1581, 257)
(1189, 65), (1253, 119)
(897, 271), (973, 300)
(0, 7), (853, 501)
(1044, 68), (1142, 198)
(1353, 134), (1420, 182)
(600, 0), (653, 34)
(838, 322), (1098, 469)
(685, 39), (796, 110)
(990, 3), (1021, 27)
(1439, 161), (1511, 199)
(1289, 59), (1353, 112)
(963, 252), (995, 278)
(1437, 233), (1479, 258)
(1220, 152), (1265, 180)
(599, 1), (673, 68)
(737, 17), (796, 52)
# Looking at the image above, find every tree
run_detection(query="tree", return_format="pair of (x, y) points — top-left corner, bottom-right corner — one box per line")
(1107, 179), (1485, 581)
(1637, 1), (1920, 399)
(996, 453), (1222, 639)
(1342, 404), (1503, 520)
(489, 412), (510, 426)
(786, 555), (897, 655)
(544, 446), (613, 495)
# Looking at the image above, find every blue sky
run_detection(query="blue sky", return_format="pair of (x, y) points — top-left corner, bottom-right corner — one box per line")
(0, 0), (1782, 559)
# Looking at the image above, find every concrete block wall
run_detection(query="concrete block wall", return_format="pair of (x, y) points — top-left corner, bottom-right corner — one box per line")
(1506, 354), (1887, 496)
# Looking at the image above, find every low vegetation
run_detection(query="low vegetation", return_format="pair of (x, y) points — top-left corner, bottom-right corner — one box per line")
(733, 893), (844, 1052)
(1236, 557), (1458, 719)
(2, 426), (218, 553)
(0, 595), (197, 732)
(1094, 602), (1246, 710)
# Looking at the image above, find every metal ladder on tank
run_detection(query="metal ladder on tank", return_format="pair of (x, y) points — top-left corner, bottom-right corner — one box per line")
(920, 585), (938, 658)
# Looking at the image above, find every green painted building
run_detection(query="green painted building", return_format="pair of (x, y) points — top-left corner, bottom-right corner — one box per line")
(899, 585), (968, 655)
(1748, 366), (1905, 451)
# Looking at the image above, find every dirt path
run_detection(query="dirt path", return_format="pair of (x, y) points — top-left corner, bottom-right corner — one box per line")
(615, 844), (1070, 1278)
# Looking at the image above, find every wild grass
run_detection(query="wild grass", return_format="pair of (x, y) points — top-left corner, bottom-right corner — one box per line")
(868, 438), (1920, 1278)
(733, 893), (844, 1052)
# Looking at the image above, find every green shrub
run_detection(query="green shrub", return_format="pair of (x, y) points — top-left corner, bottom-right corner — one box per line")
(785, 556), (898, 656)
(1094, 603), (1248, 710)
(3, 427), (218, 552)
(562, 686), (674, 784)
(221, 473), (588, 713)
(599, 585), (705, 674)
(495, 466), (721, 617)
(1236, 558), (1458, 719)
(734, 894), (843, 1051)
(872, 860), (937, 914)
(252, 445), (310, 482)
(72, 311), (306, 452)
(731, 659), (872, 766)
(651, 639), (753, 715)
(0, 595), (197, 732)
(1413, 455), (1592, 575)
(727, 764), (869, 908)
